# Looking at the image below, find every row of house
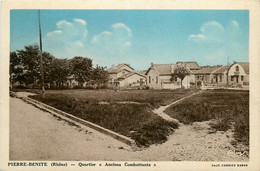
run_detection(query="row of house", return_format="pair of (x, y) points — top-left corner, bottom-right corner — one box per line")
(107, 61), (249, 89)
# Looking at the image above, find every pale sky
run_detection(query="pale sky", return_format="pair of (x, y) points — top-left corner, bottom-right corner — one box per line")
(11, 10), (249, 70)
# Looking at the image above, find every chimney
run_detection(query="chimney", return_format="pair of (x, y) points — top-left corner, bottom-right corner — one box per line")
(151, 62), (154, 66)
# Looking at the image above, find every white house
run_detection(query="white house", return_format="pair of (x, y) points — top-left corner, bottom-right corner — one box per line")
(145, 63), (194, 89)
(107, 63), (146, 88)
(227, 62), (249, 87)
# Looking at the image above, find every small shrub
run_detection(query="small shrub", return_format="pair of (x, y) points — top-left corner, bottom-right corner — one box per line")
(210, 116), (231, 131)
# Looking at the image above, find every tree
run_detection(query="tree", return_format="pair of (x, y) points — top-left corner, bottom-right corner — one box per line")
(69, 56), (93, 86)
(91, 65), (109, 88)
(48, 58), (71, 88)
(10, 51), (25, 88)
(171, 65), (190, 87)
(16, 44), (40, 87)
(42, 51), (55, 84)
(10, 44), (54, 88)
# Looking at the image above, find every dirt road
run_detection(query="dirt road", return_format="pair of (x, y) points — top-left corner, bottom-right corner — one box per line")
(10, 97), (248, 161)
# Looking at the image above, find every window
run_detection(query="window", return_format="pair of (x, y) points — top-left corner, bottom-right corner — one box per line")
(156, 76), (158, 83)
(175, 76), (177, 82)
(149, 76), (151, 83)
(236, 66), (239, 71)
(241, 76), (244, 81)
(220, 75), (222, 82)
(231, 76), (234, 81)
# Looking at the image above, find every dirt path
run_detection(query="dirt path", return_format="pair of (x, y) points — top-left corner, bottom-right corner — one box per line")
(152, 90), (203, 123)
(148, 90), (248, 161)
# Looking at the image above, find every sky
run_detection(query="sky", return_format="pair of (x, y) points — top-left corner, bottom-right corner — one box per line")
(10, 10), (249, 71)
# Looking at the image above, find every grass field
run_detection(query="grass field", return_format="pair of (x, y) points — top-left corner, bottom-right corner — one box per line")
(165, 89), (249, 146)
(29, 88), (198, 107)
(28, 89), (197, 146)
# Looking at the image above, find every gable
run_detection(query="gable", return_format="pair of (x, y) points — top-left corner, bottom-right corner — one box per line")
(228, 63), (248, 75)
(108, 63), (134, 73)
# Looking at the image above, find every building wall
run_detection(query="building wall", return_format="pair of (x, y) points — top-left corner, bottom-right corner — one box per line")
(119, 74), (146, 87)
(117, 70), (131, 78)
(162, 82), (181, 89)
(228, 64), (249, 86)
(195, 74), (212, 85)
(146, 68), (162, 89)
(108, 65), (134, 84)
(213, 71), (228, 86)
(146, 68), (192, 89)
(108, 73), (118, 83)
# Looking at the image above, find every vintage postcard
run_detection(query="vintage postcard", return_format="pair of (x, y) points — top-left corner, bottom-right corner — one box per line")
(1, 0), (260, 170)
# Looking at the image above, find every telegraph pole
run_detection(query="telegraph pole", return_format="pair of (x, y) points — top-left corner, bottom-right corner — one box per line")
(38, 10), (45, 94)
(226, 56), (229, 89)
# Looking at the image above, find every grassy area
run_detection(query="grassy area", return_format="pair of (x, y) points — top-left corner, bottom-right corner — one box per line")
(28, 88), (198, 107)
(165, 89), (249, 146)
(28, 89), (195, 146)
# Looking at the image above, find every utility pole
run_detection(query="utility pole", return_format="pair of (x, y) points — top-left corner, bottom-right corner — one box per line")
(226, 56), (229, 89)
(38, 10), (45, 94)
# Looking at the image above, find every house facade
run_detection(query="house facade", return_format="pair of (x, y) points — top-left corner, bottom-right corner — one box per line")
(194, 62), (249, 88)
(194, 66), (221, 86)
(116, 72), (146, 88)
(107, 63), (146, 88)
(227, 62), (249, 87)
(145, 63), (194, 89)
(212, 65), (229, 86)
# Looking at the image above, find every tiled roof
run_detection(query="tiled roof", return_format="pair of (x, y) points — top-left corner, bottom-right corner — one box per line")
(107, 63), (134, 73)
(153, 64), (177, 75)
(117, 72), (146, 80)
(194, 66), (220, 74)
(212, 65), (229, 74)
(138, 70), (147, 76)
(176, 61), (200, 70)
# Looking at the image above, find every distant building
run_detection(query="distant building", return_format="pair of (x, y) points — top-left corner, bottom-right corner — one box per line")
(176, 61), (201, 72)
(107, 63), (146, 88)
(145, 63), (194, 89)
(212, 65), (229, 86)
(227, 62), (249, 87)
(194, 66), (221, 86)
(67, 75), (79, 88)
